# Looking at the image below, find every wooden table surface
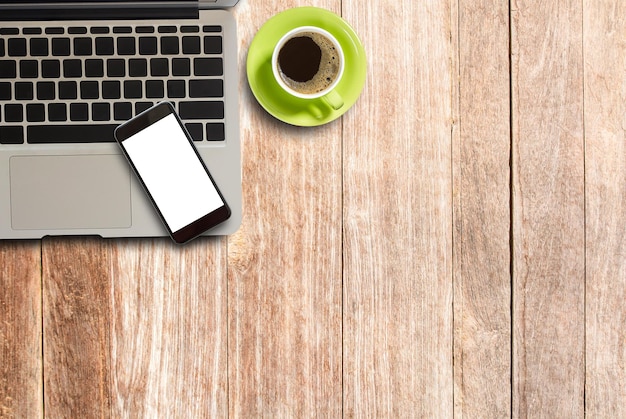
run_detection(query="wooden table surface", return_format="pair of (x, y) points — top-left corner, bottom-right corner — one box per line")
(2, 0), (625, 417)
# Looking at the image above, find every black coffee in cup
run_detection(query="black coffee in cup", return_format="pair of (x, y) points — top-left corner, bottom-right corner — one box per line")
(277, 31), (341, 95)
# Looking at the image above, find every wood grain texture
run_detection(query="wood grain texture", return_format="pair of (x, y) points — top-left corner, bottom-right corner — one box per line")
(342, 0), (453, 416)
(0, 242), (42, 418)
(511, 0), (585, 417)
(229, 1), (343, 416)
(584, 0), (626, 415)
(43, 238), (112, 418)
(43, 237), (228, 418)
(109, 239), (227, 417)
(454, 0), (511, 416)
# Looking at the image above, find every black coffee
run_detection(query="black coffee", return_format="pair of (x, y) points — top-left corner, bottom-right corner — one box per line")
(279, 36), (321, 83)
(277, 31), (340, 95)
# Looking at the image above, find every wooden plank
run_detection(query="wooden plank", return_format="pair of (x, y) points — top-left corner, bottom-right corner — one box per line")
(43, 238), (112, 417)
(584, 0), (626, 415)
(228, 1), (343, 416)
(510, 0), (585, 417)
(342, 0), (453, 416)
(108, 239), (228, 417)
(0, 242), (42, 418)
(43, 237), (228, 417)
(453, 0), (511, 416)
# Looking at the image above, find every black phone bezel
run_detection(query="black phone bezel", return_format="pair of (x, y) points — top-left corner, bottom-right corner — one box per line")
(114, 102), (231, 244)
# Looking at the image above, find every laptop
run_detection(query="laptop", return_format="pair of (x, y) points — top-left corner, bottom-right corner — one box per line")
(0, 0), (241, 239)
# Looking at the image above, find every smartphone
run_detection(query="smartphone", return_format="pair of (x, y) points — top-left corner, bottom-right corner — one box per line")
(114, 102), (230, 244)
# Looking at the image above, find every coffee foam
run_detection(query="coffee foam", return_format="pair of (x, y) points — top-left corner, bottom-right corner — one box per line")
(279, 32), (341, 95)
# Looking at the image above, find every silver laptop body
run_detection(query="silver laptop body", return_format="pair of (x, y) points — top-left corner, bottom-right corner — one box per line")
(0, 0), (241, 239)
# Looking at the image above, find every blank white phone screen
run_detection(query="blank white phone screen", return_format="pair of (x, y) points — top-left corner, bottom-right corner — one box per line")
(122, 113), (223, 232)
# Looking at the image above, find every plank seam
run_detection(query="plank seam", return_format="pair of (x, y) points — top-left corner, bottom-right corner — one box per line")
(508, 1), (515, 418)
(581, 0), (587, 414)
(40, 241), (45, 419)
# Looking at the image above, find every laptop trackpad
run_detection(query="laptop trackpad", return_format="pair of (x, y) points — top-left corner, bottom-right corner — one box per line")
(10, 155), (132, 230)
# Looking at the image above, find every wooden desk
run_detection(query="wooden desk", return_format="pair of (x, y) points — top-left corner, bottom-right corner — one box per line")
(1, 0), (625, 417)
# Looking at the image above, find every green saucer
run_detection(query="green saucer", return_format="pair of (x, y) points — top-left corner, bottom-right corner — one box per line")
(247, 7), (367, 127)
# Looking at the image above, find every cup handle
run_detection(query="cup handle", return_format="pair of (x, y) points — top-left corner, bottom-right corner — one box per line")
(322, 89), (344, 110)
(307, 90), (345, 120)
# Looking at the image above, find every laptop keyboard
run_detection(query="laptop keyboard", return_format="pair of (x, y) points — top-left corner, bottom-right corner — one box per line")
(0, 24), (226, 144)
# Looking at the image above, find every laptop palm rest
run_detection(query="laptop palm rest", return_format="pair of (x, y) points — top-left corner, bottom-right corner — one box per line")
(10, 155), (132, 231)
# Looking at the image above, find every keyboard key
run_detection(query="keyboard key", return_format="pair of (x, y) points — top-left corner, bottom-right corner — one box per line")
(189, 79), (223, 98)
(181, 26), (199, 33)
(70, 103), (89, 121)
(123, 80), (142, 99)
(90, 27), (110, 34)
(107, 59), (125, 77)
(63, 59), (82, 78)
(19, 60), (38, 78)
(113, 26), (132, 34)
(5, 104), (23, 122)
(45, 27), (64, 35)
(167, 80), (185, 98)
(30, 38), (49, 56)
(74, 38), (92, 55)
(0, 28), (19, 35)
(8, 39), (26, 56)
(27, 124), (117, 143)
(0, 61), (16, 78)
(15, 82), (33, 100)
(52, 38), (71, 56)
(135, 102), (153, 114)
(26, 104), (45, 122)
(179, 101), (223, 120)
(204, 36), (222, 54)
(0, 39), (4, 57)
(102, 80), (121, 99)
(114, 102), (133, 121)
(129, 58), (147, 77)
(172, 58), (190, 76)
(139, 37), (157, 55)
(203, 25), (222, 33)
(150, 58), (168, 76)
(48, 103), (67, 121)
(95, 37), (114, 55)
(182, 36), (200, 54)
(85, 59), (104, 77)
(80, 81), (99, 99)
(92, 103), (110, 121)
(0, 82), (10, 100)
(36, 82), (55, 100)
(161, 36), (179, 54)
(42, 60), (61, 78)
(193, 58), (222, 76)
(117, 37), (135, 55)
(136, 26), (155, 34)
(206, 123), (225, 141)
(158, 26), (176, 33)
(185, 123), (203, 141)
(0, 126), (24, 144)
(146, 80), (164, 98)
(59, 81), (77, 99)
(23, 28), (42, 35)
(68, 27), (87, 34)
